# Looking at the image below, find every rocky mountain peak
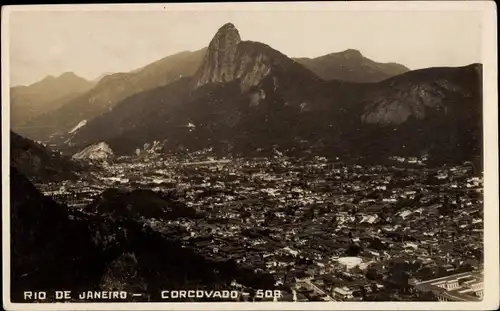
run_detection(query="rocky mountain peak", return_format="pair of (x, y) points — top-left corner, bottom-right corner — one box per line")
(192, 23), (316, 92)
(215, 23), (240, 41)
(192, 23), (242, 88)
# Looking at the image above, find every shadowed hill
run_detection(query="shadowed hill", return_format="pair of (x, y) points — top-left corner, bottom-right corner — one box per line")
(338, 64), (483, 167)
(87, 188), (200, 220)
(10, 131), (82, 182)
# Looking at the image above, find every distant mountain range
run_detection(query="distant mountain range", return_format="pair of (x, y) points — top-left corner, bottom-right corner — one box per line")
(11, 23), (483, 166)
(12, 27), (410, 144)
(10, 72), (95, 130)
(15, 48), (207, 141)
(293, 49), (410, 82)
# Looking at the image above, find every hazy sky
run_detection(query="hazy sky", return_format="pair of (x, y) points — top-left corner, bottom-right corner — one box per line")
(7, 5), (484, 86)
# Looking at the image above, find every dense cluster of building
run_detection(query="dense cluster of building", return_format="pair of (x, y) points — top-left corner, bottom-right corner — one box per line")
(36, 151), (484, 301)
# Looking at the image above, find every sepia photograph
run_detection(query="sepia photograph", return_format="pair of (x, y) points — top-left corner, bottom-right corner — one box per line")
(2, 2), (498, 311)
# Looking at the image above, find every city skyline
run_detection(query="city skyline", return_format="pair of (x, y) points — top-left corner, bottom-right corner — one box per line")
(8, 5), (483, 86)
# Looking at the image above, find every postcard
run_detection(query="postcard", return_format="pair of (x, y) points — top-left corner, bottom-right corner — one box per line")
(2, 2), (498, 310)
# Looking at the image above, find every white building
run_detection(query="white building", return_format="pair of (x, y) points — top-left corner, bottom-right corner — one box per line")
(332, 287), (354, 300)
(336, 257), (363, 271)
(414, 270), (484, 301)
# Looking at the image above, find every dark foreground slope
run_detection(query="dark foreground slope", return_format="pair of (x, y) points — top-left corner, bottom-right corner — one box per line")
(10, 168), (275, 302)
(10, 131), (82, 182)
(10, 167), (103, 301)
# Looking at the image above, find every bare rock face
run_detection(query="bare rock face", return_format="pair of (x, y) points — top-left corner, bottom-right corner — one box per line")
(361, 82), (449, 124)
(193, 23), (275, 91)
(194, 23), (242, 88)
(360, 65), (480, 125)
(72, 142), (114, 161)
(234, 42), (273, 91)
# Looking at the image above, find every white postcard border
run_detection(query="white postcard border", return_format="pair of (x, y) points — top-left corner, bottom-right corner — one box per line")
(2, 2), (498, 311)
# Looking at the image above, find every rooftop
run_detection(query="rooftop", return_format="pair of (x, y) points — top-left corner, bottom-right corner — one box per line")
(415, 270), (483, 301)
(337, 257), (363, 268)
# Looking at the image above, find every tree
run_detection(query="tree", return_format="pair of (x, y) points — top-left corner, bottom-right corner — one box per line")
(331, 215), (338, 226)
(366, 268), (382, 281)
(285, 205), (296, 216)
(359, 285), (368, 300)
(345, 242), (361, 256)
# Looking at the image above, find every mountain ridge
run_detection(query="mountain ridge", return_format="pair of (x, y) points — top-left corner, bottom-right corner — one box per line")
(11, 72), (95, 129)
(18, 48), (208, 142)
(17, 23), (482, 166)
(16, 26), (415, 143)
(192, 23), (321, 92)
(294, 49), (410, 83)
